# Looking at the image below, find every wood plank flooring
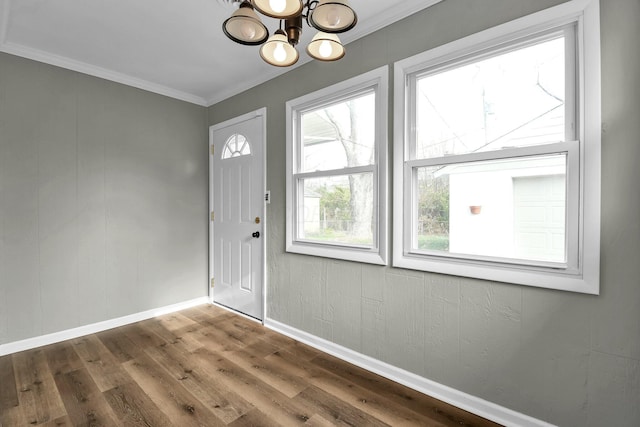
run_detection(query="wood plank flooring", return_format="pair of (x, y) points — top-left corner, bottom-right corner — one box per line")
(0, 304), (501, 426)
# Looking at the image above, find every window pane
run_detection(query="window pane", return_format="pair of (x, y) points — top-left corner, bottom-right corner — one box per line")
(300, 91), (376, 172)
(222, 133), (252, 159)
(415, 153), (567, 263)
(299, 173), (374, 246)
(415, 36), (566, 159)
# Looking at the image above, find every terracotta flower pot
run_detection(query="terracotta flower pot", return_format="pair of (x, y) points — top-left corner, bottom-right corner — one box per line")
(469, 205), (482, 215)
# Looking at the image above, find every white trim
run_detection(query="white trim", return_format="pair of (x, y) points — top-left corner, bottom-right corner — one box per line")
(577, 0), (601, 295)
(204, 0), (444, 106)
(209, 107), (268, 322)
(0, 0), (443, 107)
(340, 0), (443, 46)
(392, 0), (600, 294)
(0, 297), (209, 357)
(205, 67), (286, 107)
(209, 124), (215, 306)
(285, 66), (389, 266)
(259, 106), (268, 322)
(394, 0), (591, 77)
(264, 317), (555, 427)
(209, 107), (267, 132)
(0, 42), (208, 106)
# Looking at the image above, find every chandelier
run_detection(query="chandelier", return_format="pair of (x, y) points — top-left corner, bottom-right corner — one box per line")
(222, 0), (358, 67)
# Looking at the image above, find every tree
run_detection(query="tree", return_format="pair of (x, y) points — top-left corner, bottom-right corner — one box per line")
(315, 100), (374, 240)
(417, 172), (449, 235)
(317, 185), (351, 231)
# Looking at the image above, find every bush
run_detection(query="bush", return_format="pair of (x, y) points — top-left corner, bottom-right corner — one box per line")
(418, 234), (450, 251)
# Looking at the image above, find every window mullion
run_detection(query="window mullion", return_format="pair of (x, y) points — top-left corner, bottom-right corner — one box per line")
(406, 141), (577, 168)
(294, 165), (375, 180)
(565, 23), (578, 141)
(404, 163), (415, 254)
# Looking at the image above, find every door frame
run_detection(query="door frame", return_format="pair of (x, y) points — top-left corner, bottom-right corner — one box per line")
(208, 107), (267, 323)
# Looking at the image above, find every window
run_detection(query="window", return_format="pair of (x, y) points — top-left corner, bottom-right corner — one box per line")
(393, 0), (601, 293)
(286, 67), (388, 264)
(222, 133), (252, 158)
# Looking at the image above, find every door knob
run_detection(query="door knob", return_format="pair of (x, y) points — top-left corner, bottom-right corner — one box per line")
(252, 231), (260, 238)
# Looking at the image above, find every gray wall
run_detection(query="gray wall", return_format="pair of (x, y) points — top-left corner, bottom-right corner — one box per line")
(0, 53), (209, 345)
(208, 0), (640, 426)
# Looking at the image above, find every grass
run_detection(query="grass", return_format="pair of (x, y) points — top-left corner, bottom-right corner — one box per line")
(418, 234), (449, 251)
(303, 229), (449, 251)
(304, 229), (373, 246)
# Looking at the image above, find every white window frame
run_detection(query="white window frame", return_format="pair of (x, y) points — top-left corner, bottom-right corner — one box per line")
(286, 66), (388, 265)
(393, 0), (601, 294)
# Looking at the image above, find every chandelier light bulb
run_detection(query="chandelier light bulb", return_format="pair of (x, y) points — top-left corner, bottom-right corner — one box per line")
(327, 7), (341, 27)
(252, 0), (304, 19)
(309, 0), (357, 33)
(260, 29), (299, 66)
(222, 2), (269, 45)
(269, 0), (287, 13)
(241, 23), (256, 39)
(273, 42), (287, 62)
(318, 40), (333, 58)
(306, 31), (345, 61)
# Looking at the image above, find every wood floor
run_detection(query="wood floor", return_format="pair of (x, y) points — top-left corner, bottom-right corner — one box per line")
(0, 304), (500, 426)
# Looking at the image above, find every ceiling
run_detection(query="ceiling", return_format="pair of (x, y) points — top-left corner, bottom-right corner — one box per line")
(0, 0), (441, 106)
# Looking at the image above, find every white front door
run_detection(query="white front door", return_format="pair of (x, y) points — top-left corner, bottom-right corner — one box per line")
(210, 109), (265, 320)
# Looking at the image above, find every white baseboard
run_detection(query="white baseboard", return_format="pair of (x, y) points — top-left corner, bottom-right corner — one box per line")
(0, 297), (209, 356)
(264, 317), (555, 427)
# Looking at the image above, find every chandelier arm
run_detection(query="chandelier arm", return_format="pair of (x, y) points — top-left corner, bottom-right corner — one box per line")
(303, 0), (319, 26)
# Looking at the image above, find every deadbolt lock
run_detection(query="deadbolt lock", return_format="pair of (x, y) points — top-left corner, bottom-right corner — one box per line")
(255, 217), (261, 224)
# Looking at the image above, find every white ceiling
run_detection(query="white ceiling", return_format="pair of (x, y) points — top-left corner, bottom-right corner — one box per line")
(0, 0), (441, 106)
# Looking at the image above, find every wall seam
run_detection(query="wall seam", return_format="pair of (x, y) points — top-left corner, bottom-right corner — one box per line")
(36, 99), (43, 337)
(590, 349), (640, 362)
(75, 71), (80, 328)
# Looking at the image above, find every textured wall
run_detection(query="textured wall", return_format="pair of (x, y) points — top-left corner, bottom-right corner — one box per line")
(208, 0), (640, 425)
(0, 53), (209, 345)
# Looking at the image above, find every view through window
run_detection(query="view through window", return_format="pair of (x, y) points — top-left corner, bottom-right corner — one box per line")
(287, 67), (388, 265)
(298, 91), (376, 246)
(411, 34), (571, 264)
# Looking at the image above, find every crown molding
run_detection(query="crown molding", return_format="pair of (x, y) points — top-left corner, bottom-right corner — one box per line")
(205, 0), (444, 106)
(0, 41), (209, 106)
(0, 0), (443, 108)
(0, 0), (207, 105)
(341, 0), (443, 45)
(205, 65), (288, 106)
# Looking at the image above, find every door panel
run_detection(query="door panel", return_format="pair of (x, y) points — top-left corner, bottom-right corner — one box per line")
(210, 110), (264, 320)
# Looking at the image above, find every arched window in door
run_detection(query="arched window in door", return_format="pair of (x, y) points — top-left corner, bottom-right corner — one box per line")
(222, 133), (252, 159)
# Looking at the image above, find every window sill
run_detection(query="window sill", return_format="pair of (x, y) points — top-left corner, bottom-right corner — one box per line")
(393, 253), (599, 294)
(287, 241), (387, 266)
